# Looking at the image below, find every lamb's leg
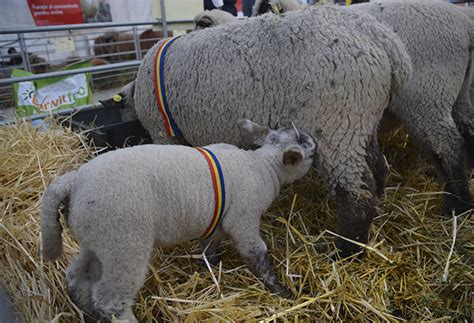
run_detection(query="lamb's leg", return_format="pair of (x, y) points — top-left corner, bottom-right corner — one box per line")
(199, 227), (226, 266)
(366, 134), (389, 198)
(200, 239), (221, 266)
(223, 220), (291, 297)
(403, 112), (472, 216)
(90, 242), (153, 322)
(66, 247), (102, 316)
(334, 168), (379, 258)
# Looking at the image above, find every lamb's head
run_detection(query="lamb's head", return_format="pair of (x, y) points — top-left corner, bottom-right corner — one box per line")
(194, 10), (237, 30)
(238, 119), (316, 184)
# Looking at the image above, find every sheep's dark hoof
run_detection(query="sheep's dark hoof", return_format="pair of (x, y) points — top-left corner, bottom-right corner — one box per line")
(442, 203), (472, 217)
(334, 239), (365, 260)
(199, 254), (221, 267)
(442, 191), (472, 217)
(207, 254), (222, 267)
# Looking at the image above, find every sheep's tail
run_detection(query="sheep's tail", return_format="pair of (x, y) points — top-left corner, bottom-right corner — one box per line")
(40, 171), (76, 261)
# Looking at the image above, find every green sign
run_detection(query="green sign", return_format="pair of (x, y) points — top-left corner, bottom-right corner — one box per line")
(12, 61), (93, 117)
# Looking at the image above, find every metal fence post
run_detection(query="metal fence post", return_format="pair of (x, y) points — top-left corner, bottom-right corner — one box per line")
(45, 42), (50, 63)
(84, 35), (91, 58)
(18, 33), (31, 72)
(160, 0), (168, 38)
(132, 26), (142, 60)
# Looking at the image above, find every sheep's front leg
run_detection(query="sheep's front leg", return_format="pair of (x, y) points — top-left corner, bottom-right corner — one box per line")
(224, 220), (291, 297)
(398, 104), (472, 215)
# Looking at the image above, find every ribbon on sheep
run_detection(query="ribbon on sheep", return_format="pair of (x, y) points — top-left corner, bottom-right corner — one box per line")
(195, 147), (226, 239)
(153, 37), (183, 138)
(155, 39), (224, 238)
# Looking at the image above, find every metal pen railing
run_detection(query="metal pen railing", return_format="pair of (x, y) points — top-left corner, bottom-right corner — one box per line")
(0, 14), (193, 116)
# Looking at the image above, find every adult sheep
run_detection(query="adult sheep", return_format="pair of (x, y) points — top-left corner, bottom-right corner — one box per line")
(252, 0), (474, 216)
(131, 6), (412, 257)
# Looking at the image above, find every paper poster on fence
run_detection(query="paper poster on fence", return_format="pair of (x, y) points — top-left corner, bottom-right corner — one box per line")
(12, 61), (93, 117)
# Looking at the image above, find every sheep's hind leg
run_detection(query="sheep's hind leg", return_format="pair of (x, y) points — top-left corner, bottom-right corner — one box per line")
(90, 242), (153, 322)
(406, 112), (472, 216)
(366, 134), (389, 198)
(334, 167), (379, 258)
(66, 247), (102, 317)
(223, 218), (291, 298)
(452, 85), (474, 169)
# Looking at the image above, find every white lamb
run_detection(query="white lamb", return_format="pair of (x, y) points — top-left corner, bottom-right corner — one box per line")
(40, 119), (316, 322)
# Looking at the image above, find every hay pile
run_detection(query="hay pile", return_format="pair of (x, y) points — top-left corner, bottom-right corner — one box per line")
(0, 121), (472, 322)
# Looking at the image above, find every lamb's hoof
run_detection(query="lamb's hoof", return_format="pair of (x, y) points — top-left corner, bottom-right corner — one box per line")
(200, 254), (221, 267)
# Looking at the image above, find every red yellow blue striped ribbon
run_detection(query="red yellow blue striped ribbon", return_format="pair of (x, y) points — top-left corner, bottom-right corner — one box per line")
(153, 37), (182, 137)
(195, 147), (226, 239)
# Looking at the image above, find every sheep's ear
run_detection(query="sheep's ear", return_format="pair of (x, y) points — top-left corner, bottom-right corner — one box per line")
(99, 93), (125, 109)
(253, 0), (273, 16)
(282, 147), (303, 166)
(196, 15), (213, 29)
(238, 119), (269, 144)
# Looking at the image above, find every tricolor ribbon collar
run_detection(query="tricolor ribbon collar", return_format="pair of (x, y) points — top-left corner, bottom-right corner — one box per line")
(154, 37), (182, 138)
(195, 147), (226, 239)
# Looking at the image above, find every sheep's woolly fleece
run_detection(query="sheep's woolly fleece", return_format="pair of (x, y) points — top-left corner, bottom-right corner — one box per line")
(134, 5), (411, 193)
(1, 121), (472, 321)
(248, 0), (474, 215)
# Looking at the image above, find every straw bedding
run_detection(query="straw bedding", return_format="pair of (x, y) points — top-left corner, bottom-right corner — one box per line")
(0, 121), (472, 322)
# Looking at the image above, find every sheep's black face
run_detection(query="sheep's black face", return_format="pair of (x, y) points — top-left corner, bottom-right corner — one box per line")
(194, 15), (213, 30)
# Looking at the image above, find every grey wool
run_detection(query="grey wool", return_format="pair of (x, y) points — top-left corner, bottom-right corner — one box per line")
(252, 0), (474, 216)
(41, 120), (316, 322)
(132, 5), (412, 257)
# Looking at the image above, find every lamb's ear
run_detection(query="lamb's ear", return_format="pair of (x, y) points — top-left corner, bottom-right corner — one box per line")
(238, 119), (269, 144)
(282, 147), (303, 166)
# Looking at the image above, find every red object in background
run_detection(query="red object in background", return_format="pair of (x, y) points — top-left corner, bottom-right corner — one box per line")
(27, 0), (84, 26)
(236, 0), (242, 12)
